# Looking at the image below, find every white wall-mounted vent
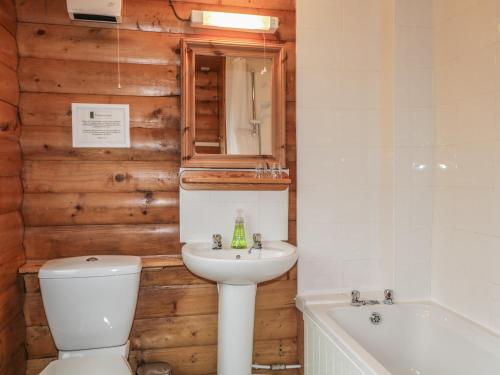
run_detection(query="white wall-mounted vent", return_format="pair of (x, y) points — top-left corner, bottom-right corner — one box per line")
(67, 0), (123, 23)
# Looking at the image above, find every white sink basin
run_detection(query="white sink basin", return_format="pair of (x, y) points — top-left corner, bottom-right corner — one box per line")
(182, 240), (297, 375)
(182, 241), (297, 285)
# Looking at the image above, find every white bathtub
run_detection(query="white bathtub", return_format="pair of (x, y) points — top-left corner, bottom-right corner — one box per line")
(297, 295), (500, 375)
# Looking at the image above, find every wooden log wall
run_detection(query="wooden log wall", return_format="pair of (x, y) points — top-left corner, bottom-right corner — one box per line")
(15, 0), (297, 374)
(0, 0), (26, 374)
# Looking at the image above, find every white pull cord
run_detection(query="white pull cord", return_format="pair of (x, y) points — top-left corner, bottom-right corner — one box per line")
(116, 22), (121, 89)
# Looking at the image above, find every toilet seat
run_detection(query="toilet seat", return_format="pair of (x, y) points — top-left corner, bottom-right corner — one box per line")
(40, 355), (132, 375)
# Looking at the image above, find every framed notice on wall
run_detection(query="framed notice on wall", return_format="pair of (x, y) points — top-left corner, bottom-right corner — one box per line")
(71, 103), (130, 148)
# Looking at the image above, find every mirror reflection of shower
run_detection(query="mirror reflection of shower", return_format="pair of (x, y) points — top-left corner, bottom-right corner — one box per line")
(250, 70), (261, 154)
(225, 56), (273, 155)
(193, 54), (273, 156)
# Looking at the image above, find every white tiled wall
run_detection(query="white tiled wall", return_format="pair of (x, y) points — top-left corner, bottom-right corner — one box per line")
(297, 0), (434, 299)
(180, 188), (288, 244)
(432, 0), (500, 333)
(394, 0), (434, 300)
(297, 0), (500, 333)
(297, 0), (395, 295)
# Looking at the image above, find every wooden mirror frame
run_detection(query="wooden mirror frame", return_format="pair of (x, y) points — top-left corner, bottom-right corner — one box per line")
(181, 38), (286, 169)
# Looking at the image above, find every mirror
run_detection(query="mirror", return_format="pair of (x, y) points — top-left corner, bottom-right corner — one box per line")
(181, 39), (286, 168)
(195, 55), (273, 156)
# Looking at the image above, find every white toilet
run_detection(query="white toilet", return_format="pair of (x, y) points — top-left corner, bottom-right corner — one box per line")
(37, 255), (142, 375)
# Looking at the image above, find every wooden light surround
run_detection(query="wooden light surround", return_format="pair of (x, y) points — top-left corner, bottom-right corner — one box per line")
(181, 38), (287, 170)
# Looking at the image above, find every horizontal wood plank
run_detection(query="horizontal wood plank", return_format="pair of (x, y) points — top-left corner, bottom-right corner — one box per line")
(20, 255), (184, 275)
(19, 93), (180, 129)
(24, 224), (180, 260)
(26, 307), (297, 358)
(132, 307), (297, 350)
(22, 260), (291, 292)
(21, 125), (180, 161)
(18, 23), (179, 65)
(140, 338), (297, 375)
(24, 279), (296, 326)
(23, 192), (179, 226)
(19, 57), (179, 96)
(139, 265), (207, 288)
(23, 161), (180, 193)
(23, 264), (200, 293)
(27, 346), (298, 375)
(16, 0), (295, 41)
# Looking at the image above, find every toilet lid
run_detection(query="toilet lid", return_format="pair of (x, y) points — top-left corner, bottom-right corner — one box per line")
(40, 355), (132, 375)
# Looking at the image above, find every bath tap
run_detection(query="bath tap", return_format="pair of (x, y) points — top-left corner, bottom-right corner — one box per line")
(351, 290), (364, 306)
(350, 290), (379, 306)
(212, 234), (223, 250)
(383, 289), (394, 305)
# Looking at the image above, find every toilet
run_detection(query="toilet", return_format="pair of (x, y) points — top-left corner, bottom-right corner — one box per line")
(37, 255), (142, 374)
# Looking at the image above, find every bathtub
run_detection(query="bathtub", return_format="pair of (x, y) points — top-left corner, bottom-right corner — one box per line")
(297, 295), (500, 375)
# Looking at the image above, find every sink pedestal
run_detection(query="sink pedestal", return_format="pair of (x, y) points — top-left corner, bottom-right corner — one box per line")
(182, 242), (298, 375)
(217, 283), (257, 375)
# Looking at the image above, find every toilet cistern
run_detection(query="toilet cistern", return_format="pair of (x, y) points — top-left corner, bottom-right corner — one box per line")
(37, 255), (142, 374)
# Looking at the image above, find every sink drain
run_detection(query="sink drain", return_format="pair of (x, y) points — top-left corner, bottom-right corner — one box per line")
(370, 312), (382, 325)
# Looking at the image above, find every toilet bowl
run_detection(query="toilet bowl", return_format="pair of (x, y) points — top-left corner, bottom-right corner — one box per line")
(37, 255), (142, 374)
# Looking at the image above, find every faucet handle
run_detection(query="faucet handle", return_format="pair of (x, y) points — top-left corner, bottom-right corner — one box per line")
(351, 290), (365, 306)
(384, 289), (394, 305)
(212, 234), (222, 250)
(351, 290), (360, 302)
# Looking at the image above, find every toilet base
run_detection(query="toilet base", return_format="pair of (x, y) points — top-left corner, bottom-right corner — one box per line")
(59, 341), (130, 360)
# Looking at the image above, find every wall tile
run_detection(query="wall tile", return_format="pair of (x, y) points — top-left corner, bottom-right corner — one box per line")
(297, 0), (394, 295)
(180, 189), (289, 244)
(432, 0), (500, 332)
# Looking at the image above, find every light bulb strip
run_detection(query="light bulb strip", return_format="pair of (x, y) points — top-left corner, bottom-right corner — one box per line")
(191, 10), (279, 34)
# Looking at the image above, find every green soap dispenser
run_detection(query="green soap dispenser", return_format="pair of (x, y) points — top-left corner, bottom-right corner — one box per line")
(231, 210), (247, 249)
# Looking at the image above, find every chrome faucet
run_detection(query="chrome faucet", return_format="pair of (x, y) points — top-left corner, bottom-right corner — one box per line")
(248, 233), (262, 254)
(350, 290), (379, 307)
(212, 234), (222, 250)
(351, 290), (363, 306)
(383, 289), (394, 305)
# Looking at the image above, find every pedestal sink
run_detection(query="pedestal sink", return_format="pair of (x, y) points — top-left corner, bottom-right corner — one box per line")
(182, 241), (297, 375)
